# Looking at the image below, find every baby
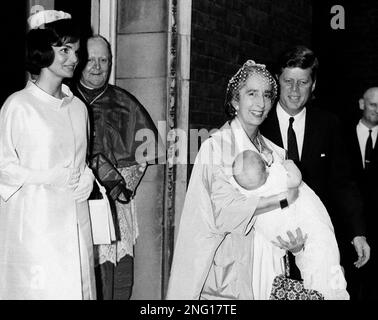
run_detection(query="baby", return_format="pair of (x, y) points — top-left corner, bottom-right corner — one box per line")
(231, 150), (349, 300)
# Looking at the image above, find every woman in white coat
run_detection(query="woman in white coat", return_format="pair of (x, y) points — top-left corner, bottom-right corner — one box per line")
(0, 11), (96, 299)
(167, 60), (306, 300)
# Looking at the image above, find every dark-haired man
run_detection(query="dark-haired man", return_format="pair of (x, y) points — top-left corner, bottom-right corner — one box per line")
(260, 46), (370, 286)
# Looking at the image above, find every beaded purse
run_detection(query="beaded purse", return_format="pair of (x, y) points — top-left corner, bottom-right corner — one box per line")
(269, 254), (325, 300)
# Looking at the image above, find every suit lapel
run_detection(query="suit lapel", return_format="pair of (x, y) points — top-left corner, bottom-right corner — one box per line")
(300, 108), (316, 163)
(351, 124), (363, 170)
(349, 121), (378, 172)
(301, 107), (330, 165)
(263, 107), (323, 164)
(373, 133), (378, 160)
(262, 107), (284, 148)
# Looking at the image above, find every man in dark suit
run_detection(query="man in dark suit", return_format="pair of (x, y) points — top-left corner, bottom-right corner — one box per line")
(345, 87), (378, 299)
(260, 46), (370, 286)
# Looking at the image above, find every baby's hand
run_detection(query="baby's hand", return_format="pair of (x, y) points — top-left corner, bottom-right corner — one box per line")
(272, 228), (308, 254)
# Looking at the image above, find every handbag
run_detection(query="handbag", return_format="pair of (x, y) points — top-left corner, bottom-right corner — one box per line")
(88, 179), (117, 245)
(90, 153), (135, 241)
(269, 253), (324, 300)
(90, 153), (134, 204)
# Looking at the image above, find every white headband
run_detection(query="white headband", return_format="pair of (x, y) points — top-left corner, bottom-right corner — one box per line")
(28, 10), (71, 30)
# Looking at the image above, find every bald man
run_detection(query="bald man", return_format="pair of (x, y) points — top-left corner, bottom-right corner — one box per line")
(72, 35), (163, 300)
(345, 87), (378, 300)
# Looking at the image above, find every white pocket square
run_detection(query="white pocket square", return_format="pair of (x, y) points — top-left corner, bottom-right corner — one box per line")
(321, 153), (326, 157)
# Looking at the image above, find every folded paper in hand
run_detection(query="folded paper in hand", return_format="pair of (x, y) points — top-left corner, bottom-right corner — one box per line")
(89, 180), (116, 245)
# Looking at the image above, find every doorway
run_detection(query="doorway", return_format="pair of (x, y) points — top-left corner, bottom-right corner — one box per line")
(54, 0), (93, 39)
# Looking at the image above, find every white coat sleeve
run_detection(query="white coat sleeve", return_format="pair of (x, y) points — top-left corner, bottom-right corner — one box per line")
(0, 98), (31, 201)
(207, 163), (259, 235)
(197, 139), (259, 235)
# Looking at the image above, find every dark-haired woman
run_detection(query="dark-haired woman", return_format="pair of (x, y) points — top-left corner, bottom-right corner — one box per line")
(167, 60), (305, 300)
(0, 11), (96, 299)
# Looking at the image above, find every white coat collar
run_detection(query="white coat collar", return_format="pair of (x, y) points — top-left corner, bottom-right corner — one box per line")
(27, 80), (74, 109)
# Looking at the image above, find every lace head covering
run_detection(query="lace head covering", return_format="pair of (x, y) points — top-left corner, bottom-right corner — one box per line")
(225, 60), (278, 118)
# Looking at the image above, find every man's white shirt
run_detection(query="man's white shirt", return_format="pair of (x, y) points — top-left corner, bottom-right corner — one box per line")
(356, 120), (378, 168)
(276, 102), (306, 160)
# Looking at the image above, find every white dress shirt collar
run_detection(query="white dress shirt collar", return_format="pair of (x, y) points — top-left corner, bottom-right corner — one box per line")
(276, 102), (306, 125)
(356, 120), (378, 168)
(357, 120), (378, 133)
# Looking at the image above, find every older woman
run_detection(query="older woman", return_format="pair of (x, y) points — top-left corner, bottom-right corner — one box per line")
(0, 11), (95, 299)
(167, 60), (307, 300)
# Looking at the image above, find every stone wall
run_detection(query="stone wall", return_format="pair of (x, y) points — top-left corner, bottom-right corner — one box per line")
(190, 0), (313, 131)
(116, 0), (168, 300)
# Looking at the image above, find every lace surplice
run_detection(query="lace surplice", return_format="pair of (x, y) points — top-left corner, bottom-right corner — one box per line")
(95, 166), (140, 265)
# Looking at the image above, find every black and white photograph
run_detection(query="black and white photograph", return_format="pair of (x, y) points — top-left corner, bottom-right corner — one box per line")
(0, 0), (377, 309)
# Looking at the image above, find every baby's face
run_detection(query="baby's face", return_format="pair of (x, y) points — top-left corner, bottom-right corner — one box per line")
(246, 162), (268, 189)
(233, 151), (269, 190)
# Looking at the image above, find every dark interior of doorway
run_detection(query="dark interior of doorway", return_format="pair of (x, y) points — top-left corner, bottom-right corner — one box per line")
(0, 1), (27, 106)
(55, 0), (93, 39)
(0, 0), (93, 106)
